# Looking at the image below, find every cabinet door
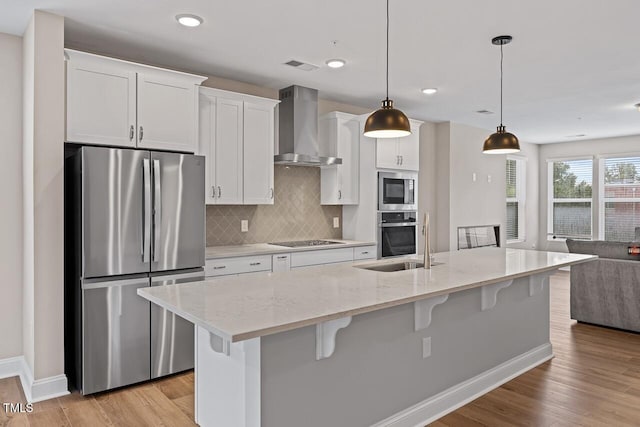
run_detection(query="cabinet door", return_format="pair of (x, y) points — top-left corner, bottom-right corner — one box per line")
(376, 138), (400, 169)
(199, 93), (216, 204)
(137, 72), (197, 153)
(215, 98), (244, 204)
(243, 102), (275, 204)
(337, 118), (360, 204)
(66, 60), (136, 147)
(396, 129), (420, 171)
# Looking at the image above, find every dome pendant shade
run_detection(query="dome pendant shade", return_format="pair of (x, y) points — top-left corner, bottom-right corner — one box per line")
(483, 125), (520, 154)
(364, 99), (411, 138)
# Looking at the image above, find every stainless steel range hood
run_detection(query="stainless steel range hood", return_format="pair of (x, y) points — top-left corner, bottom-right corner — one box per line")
(274, 85), (342, 166)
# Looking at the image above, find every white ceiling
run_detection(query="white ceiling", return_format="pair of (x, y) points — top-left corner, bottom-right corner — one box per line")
(3, 0), (640, 143)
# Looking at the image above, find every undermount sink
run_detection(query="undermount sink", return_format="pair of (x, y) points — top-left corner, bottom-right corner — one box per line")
(355, 260), (444, 273)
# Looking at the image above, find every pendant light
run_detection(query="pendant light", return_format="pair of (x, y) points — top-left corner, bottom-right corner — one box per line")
(483, 35), (520, 154)
(363, 0), (411, 138)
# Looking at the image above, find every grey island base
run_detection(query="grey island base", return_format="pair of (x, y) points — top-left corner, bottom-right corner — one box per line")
(138, 248), (596, 427)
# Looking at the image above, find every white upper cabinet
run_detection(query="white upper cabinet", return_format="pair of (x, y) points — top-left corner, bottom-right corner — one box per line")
(66, 58), (137, 148)
(214, 97), (244, 205)
(375, 119), (423, 171)
(199, 87), (278, 205)
(137, 72), (199, 152)
(320, 112), (360, 205)
(243, 102), (275, 205)
(65, 49), (206, 153)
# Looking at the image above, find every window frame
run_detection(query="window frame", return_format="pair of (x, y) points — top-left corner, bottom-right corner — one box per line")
(598, 154), (640, 241)
(506, 155), (526, 243)
(547, 156), (594, 242)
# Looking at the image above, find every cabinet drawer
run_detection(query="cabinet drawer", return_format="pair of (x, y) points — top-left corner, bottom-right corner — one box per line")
(290, 248), (354, 268)
(353, 245), (377, 260)
(205, 255), (272, 277)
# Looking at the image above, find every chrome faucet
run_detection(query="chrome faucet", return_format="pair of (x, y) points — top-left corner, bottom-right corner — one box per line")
(423, 212), (431, 269)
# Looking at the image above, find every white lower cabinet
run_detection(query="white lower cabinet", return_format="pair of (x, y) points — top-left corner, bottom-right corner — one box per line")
(353, 245), (377, 260)
(205, 255), (272, 277)
(290, 248), (355, 268)
(272, 254), (291, 272)
(205, 246), (375, 278)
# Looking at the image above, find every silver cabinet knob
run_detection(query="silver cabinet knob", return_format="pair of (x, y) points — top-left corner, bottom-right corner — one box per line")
(217, 186), (222, 198)
(139, 126), (144, 142)
(129, 125), (134, 141)
(338, 190), (342, 200)
(270, 188), (274, 199)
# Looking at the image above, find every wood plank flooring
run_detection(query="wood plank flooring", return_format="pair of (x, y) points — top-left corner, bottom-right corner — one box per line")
(1, 272), (639, 426)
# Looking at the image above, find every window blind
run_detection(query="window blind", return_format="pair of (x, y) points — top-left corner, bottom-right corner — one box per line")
(506, 158), (525, 241)
(602, 156), (640, 241)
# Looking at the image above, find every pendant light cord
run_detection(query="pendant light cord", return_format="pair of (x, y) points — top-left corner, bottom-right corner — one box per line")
(386, 0), (389, 101)
(500, 43), (504, 126)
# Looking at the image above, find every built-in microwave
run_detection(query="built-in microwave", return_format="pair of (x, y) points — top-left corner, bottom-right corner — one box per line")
(378, 172), (418, 211)
(378, 211), (417, 258)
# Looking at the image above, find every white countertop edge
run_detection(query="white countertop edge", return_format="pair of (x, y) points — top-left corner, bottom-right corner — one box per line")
(205, 240), (377, 260)
(138, 252), (597, 343)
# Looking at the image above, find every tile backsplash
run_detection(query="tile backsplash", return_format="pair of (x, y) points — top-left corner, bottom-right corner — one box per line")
(206, 165), (342, 246)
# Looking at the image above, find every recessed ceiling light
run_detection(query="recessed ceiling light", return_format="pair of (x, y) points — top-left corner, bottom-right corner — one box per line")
(635, 103), (640, 111)
(421, 88), (438, 95)
(176, 14), (203, 27)
(326, 59), (346, 68)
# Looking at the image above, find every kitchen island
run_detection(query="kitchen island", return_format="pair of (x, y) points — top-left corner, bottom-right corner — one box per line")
(138, 248), (596, 427)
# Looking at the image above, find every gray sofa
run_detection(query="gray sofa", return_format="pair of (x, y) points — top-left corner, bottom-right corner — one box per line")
(566, 239), (640, 333)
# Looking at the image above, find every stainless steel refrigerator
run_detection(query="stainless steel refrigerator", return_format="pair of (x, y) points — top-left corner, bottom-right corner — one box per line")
(65, 146), (205, 395)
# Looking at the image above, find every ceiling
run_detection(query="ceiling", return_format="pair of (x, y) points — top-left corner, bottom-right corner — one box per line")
(3, 0), (640, 143)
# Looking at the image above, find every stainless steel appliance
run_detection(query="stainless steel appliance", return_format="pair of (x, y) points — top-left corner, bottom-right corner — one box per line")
(378, 211), (418, 258)
(274, 85), (342, 166)
(378, 172), (418, 211)
(271, 240), (344, 248)
(65, 146), (205, 395)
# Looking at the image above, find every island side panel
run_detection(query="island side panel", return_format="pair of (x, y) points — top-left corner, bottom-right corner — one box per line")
(260, 277), (551, 427)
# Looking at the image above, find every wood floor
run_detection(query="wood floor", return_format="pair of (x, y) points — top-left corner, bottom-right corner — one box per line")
(1, 272), (639, 426)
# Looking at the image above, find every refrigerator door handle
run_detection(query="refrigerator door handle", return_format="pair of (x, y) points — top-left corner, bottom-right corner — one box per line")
(153, 159), (162, 263)
(142, 158), (151, 263)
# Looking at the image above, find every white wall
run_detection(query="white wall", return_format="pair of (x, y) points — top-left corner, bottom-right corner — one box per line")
(0, 32), (23, 360)
(22, 10), (66, 381)
(432, 121), (539, 252)
(538, 134), (640, 252)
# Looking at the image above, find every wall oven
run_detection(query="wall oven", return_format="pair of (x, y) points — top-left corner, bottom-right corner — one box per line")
(378, 211), (417, 258)
(378, 172), (417, 211)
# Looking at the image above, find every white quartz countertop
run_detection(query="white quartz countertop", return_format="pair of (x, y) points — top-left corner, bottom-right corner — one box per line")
(139, 248), (596, 343)
(205, 239), (376, 259)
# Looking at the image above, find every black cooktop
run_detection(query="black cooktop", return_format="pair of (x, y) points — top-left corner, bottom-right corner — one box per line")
(270, 240), (344, 248)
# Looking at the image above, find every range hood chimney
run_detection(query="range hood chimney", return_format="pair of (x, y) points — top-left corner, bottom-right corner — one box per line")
(274, 85), (342, 166)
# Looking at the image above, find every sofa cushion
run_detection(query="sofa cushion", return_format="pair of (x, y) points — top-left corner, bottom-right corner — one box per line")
(566, 239), (640, 261)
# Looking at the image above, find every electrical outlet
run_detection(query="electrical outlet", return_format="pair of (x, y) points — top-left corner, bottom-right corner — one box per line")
(422, 337), (432, 358)
(472, 172), (477, 182)
(487, 174), (492, 183)
(241, 220), (249, 232)
(333, 217), (340, 228)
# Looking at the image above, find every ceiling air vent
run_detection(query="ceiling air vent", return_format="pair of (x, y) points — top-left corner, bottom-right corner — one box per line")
(476, 109), (494, 115)
(284, 59), (319, 72)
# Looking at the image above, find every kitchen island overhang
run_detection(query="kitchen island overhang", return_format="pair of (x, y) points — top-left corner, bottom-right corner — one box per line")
(138, 248), (596, 427)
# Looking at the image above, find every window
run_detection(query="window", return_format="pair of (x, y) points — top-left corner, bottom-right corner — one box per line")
(547, 158), (593, 240)
(506, 157), (526, 242)
(600, 156), (640, 241)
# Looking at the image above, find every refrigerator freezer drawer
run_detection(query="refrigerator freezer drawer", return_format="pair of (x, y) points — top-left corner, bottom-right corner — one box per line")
(82, 277), (150, 394)
(150, 270), (202, 378)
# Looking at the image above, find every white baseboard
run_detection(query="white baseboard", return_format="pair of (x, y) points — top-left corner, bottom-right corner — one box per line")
(0, 356), (69, 403)
(372, 343), (553, 427)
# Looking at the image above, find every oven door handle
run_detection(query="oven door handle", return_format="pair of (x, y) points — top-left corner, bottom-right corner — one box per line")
(379, 222), (417, 227)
